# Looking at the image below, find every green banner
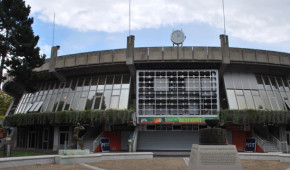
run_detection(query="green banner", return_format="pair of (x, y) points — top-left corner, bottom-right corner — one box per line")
(139, 117), (216, 124)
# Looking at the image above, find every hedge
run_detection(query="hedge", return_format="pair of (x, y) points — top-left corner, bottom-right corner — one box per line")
(3, 109), (134, 127)
(219, 109), (290, 125)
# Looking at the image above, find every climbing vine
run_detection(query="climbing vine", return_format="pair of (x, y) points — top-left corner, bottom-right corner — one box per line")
(219, 109), (289, 125)
(3, 109), (134, 127)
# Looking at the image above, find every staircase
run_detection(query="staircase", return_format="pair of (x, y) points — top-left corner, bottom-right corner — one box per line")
(78, 125), (102, 152)
(253, 131), (285, 152)
(264, 140), (280, 152)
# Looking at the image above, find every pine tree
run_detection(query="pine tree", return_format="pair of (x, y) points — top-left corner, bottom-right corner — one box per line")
(0, 0), (45, 91)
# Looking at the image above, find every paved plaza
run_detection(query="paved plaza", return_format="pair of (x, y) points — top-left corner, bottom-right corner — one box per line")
(2, 158), (290, 170)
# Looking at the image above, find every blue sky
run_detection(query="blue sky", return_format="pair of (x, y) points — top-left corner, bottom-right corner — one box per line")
(26, 0), (290, 58)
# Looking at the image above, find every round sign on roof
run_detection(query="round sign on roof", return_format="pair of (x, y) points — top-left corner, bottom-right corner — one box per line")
(171, 30), (186, 45)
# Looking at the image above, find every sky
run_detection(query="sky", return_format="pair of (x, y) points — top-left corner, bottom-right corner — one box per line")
(25, 0), (290, 58)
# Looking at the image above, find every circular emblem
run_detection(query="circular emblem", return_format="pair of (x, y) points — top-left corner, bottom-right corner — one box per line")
(171, 30), (186, 44)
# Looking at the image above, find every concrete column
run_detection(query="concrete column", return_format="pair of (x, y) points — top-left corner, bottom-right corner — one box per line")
(220, 34), (230, 64)
(126, 35), (136, 101)
(219, 34), (230, 80)
(126, 35), (135, 65)
(49, 46), (66, 82)
(49, 46), (60, 72)
(53, 126), (59, 151)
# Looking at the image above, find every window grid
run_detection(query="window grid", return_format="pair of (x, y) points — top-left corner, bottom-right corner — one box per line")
(224, 73), (290, 110)
(137, 70), (219, 117)
(15, 75), (131, 114)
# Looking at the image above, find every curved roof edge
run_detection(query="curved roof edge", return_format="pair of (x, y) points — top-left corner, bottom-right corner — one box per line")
(32, 46), (290, 72)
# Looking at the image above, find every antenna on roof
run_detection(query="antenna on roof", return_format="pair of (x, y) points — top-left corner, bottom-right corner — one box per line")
(129, 0), (131, 36)
(52, 12), (55, 46)
(222, 0), (226, 35)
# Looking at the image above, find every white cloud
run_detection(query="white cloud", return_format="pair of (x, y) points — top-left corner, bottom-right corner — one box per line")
(39, 44), (51, 58)
(26, 0), (290, 44)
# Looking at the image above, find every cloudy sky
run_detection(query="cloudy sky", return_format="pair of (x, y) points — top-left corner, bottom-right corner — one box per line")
(25, 0), (290, 57)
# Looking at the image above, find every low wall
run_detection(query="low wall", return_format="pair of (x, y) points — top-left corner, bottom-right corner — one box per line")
(0, 152), (154, 168)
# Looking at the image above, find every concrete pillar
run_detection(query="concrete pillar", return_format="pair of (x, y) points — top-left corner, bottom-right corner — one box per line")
(220, 34), (230, 64)
(219, 34), (230, 80)
(53, 126), (59, 151)
(49, 46), (60, 72)
(49, 46), (66, 82)
(126, 35), (135, 65)
(126, 35), (136, 104)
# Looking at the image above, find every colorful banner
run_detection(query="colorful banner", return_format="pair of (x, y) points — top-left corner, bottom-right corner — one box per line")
(139, 117), (217, 124)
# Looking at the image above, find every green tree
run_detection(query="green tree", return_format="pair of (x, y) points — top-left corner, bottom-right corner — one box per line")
(0, 0), (45, 91)
(0, 91), (12, 117)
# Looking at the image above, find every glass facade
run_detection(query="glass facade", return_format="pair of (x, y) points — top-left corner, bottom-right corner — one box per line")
(137, 70), (219, 117)
(15, 75), (131, 114)
(224, 72), (290, 110)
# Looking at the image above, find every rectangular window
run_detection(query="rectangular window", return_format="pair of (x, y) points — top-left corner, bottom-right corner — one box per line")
(83, 77), (91, 91)
(113, 76), (122, 89)
(256, 75), (264, 89)
(76, 78), (84, 91)
(29, 102), (39, 112)
(185, 78), (199, 91)
(244, 90), (255, 109)
(260, 90), (271, 110)
(226, 90), (238, 109)
(105, 76), (113, 90)
(86, 91), (95, 110)
(97, 77), (106, 90)
(154, 78), (168, 91)
(263, 76), (271, 90)
(90, 77), (99, 91)
(110, 96), (119, 109)
(137, 70), (218, 117)
(119, 89), (129, 109)
(24, 103), (33, 113)
(34, 101), (44, 112)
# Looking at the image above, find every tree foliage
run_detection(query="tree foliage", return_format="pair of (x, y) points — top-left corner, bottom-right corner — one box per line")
(0, 0), (45, 91)
(0, 91), (12, 117)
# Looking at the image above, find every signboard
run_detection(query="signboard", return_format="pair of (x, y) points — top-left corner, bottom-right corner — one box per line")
(245, 138), (256, 152)
(139, 117), (217, 124)
(100, 138), (110, 152)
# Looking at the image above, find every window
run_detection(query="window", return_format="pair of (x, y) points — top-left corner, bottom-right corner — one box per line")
(244, 90), (255, 109)
(14, 75), (131, 114)
(154, 78), (168, 91)
(137, 70), (219, 116)
(227, 90), (238, 109)
(236, 90), (247, 109)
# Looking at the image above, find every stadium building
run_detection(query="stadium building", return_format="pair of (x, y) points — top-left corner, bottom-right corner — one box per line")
(3, 33), (290, 152)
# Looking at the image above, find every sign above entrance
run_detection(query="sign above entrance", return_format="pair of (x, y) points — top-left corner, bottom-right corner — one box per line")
(139, 117), (217, 124)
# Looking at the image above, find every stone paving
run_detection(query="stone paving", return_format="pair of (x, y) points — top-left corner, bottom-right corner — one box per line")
(2, 158), (290, 170)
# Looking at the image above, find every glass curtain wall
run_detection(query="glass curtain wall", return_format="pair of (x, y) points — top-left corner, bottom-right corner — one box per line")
(15, 75), (131, 114)
(224, 72), (290, 110)
(137, 70), (219, 117)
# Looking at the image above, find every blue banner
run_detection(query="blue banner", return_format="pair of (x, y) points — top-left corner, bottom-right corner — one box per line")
(245, 138), (256, 152)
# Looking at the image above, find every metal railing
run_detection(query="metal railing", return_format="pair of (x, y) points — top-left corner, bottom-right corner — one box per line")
(254, 131), (288, 152)
(268, 134), (288, 153)
(92, 132), (103, 152)
(253, 132), (266, 150)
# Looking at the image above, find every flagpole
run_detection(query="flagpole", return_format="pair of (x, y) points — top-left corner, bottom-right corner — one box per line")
(129, 0), (131, 36)
(52, 12), (55, 46)
(222, 0), (226, 35)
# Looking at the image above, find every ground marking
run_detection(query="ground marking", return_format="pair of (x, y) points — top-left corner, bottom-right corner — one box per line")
(183, 157), (189, 166)
(80, 163), (105, 170)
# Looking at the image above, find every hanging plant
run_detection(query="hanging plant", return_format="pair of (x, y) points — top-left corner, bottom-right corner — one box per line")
(3, 109), (134, 127)
(219, 109), (290, 125)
